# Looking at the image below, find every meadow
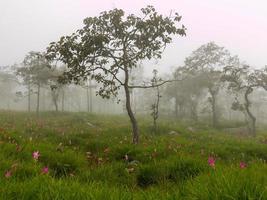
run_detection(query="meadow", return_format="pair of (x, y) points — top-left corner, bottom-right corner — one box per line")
(1, 111), (267, 199)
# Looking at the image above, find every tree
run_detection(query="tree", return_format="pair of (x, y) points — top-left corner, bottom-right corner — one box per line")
(181, 42), (238, 127)
(48, 66), (68, 112)
(17, 52), (52, 115)
(222, 65), (267, 136)
(150, 69), (162, 134)
(46, 6), (186, 144)
(81, 79), (97, 113)
(0, 71), (18, 109)
(167, 66), (206, 122)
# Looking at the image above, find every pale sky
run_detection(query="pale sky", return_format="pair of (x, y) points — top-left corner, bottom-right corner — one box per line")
(0, 0), (266, 72)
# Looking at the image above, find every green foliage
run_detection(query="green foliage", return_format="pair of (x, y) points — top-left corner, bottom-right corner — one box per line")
(137, 164), (167, 187)
(168, 157), (207, 182)
(46, 6), (186, 99)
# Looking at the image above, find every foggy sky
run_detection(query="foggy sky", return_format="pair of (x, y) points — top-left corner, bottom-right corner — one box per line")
(0, 0), (266, 73)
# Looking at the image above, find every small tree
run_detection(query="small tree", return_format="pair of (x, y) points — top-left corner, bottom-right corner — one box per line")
(150, 69), (162, 134)
(48, 66), (67, 112)
(46, 6), (186, 144)
(222, 65), (267, 136)
(17, 52), (52, 115)
(168, 67), (205, 122)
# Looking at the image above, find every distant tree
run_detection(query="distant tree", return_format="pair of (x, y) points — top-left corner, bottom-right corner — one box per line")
(222, 65), (267, 136)
(0, 71), (18, 109)
(168, 67), (206, 121)
(17, 52), (52, 115)
(150, 69), (162, 134)
(46, 6), (186, 144)
(81, 79), (97, 113)
(49, 70), (63, 112)
(46, 65), (72, 112)
(181, 42), (238, 127)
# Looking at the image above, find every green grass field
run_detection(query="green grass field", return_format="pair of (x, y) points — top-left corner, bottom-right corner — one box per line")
(1, 111), (267, 199)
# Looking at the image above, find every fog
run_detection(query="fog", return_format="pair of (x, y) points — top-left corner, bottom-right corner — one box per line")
(1, 0), (267, 69)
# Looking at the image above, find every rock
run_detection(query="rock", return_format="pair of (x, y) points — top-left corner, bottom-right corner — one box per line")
(128, 160), (139, 166)
(87, 122), (95, 127)
(187, 127), (195, 133)
(168, 130), (179, 135)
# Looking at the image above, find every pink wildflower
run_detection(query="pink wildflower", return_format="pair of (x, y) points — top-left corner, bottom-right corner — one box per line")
(32, 151), (40, 161)
(208, 156), (216, 168)
(4, 170), (12, 178)
(41, 166), (49, 174)
(240, 162), (247, 169)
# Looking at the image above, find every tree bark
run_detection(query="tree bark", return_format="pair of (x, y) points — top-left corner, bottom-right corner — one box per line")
(36, 83), (40, 116)
(28, 83), (31, 112)
(124, 67), (139, 144)
(152, 86), (160, 134)
(61, 89), (65, 112)
(89, 79), (93, 113)
(209, 89), (218, 128)
(190, 99), (198, 122)
(244, 88), (256, 136)
(175, 96), (178, 118)
(86, 86), (90, 112)
(54, 98), (58, 112)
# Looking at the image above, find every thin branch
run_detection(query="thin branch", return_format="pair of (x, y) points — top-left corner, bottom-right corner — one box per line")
(128, 78), (185, 89)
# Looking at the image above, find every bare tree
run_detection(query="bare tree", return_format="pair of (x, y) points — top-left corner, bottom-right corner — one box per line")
(150, 69), (162, 134)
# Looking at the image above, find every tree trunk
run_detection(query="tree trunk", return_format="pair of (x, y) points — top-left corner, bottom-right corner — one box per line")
(28, 83), (31, 112)
(89, 79), (93, 113)
(86, 86), (90, 112)
(124, 68), (139, 144)
(153, 86), (160, 134)
(153, 115), (157, 134)
(55, 99), (58, 112)
(36, 83), (40, 116)
(190, 101), (198, 122)
(209, 89), (218, 128)
(175, 96), (178, 118)
(61, 89), (65, 112)
(244, 88), (256, 136)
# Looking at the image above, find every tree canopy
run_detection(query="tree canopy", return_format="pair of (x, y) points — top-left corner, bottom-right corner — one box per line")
(46, 5), (186, 143)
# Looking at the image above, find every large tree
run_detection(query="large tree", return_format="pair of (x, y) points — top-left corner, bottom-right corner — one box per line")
(181, 42), (238, 127)
(46, 6), (186, 144)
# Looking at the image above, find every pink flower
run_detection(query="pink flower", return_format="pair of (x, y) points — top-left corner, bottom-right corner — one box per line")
(240, 162), (247, 169)
(208, 156), (216, 168)
(4, 170), (12, 178)
(41, 166), (49, 174)
(32, 151), (40, 161)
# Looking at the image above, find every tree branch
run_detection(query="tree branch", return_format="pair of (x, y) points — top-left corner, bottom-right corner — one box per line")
(128, 78), (185, 89)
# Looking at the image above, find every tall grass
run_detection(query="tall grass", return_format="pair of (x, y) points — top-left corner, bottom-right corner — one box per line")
(0, 111), (267, 199)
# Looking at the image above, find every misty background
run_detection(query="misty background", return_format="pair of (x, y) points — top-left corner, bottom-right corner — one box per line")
(1, 0), (267, 69)
(0, 0), (267, 132)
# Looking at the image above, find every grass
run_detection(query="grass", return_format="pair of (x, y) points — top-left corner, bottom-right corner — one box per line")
(0, 111), (267, 199)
